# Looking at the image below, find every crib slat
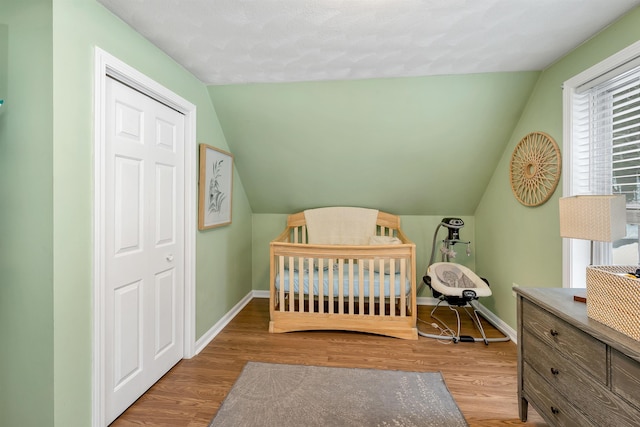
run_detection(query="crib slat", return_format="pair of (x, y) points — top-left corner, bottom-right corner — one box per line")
(279, 255), (285, 312)
(378, 259), (385, 317)
(338, 259), (344, 314)
(368, 260), (375, 316)
(389, 259), (396, 317)
(298, 257), (305, 313)
(328, 259), (334, 314)
(318, 258), (324, 314)
(358, 260), (364, 315)
(302, 226), (307, 243)
(288, 257), (295, 312)
(348, 259), (354, 315)
(400, 258), (406, 317)
(293, 228), (299, 243)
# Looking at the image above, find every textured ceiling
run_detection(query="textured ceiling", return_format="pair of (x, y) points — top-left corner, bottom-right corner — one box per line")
(97, 0), (640, 85)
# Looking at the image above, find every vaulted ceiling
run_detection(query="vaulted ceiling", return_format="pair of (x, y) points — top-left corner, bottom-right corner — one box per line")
(208, 72), (539, 214)
(98, 0), (640, 214)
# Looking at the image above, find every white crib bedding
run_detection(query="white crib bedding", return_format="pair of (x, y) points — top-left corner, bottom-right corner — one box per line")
(275, 264), (410, 298)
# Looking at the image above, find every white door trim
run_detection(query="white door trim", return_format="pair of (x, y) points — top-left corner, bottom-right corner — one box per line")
(92, 47), (197, 427)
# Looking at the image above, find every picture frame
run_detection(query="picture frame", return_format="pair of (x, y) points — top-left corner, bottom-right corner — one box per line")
(198, 144), (234, 230)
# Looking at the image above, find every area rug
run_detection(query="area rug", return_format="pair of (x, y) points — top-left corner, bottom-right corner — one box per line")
(209, 362), (468, 427)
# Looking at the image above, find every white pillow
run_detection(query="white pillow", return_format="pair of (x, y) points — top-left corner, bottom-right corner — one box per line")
(369, 236), (402, 245)
(282, 257), (332, 271)
(362, 236), (403, 274)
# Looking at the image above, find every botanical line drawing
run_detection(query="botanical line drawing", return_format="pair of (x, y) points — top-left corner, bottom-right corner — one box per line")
(208, 159), (226, 214)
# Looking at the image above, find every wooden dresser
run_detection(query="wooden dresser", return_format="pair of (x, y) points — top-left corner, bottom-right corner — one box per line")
(515, 287), (640, 427)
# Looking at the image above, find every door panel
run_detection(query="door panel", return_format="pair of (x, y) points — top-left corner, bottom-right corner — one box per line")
(154, 269), (176, 356)
(156, 117), (176, 151)
(113, 281), (142, 389)
(155, 163), (175, 245)
(115, 101), (143, 142)
(114, 156), (143, 254)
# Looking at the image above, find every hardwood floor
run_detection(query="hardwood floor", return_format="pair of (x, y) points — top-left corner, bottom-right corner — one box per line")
(111, 298), (547, 426)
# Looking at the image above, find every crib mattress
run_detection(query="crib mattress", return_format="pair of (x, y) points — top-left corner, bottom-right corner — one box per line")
(275, 264), (411, 298)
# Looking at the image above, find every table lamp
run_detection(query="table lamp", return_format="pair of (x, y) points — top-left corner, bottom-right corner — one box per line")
(559, 195), (627, 265)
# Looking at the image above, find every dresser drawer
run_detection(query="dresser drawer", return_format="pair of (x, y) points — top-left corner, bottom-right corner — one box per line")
(522, 299), (606, 383)
(523, 362), (594, 427)
(525, 329), (640, 427)
(612, 349), (640, 411)
(523, 330), (607, 415)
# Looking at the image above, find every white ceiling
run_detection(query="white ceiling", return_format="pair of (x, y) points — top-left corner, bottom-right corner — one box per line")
(98, 0), (640, 85)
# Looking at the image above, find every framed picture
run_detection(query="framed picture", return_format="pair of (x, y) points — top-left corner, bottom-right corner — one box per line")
(198, 144), (234, 230)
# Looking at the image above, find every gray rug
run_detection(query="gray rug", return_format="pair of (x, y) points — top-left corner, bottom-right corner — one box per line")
(209, 362), (468, 427)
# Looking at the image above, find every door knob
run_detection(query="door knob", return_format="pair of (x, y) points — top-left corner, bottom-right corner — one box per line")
(166, 254), (174, 262)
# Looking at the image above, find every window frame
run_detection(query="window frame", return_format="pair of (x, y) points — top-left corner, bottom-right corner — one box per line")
(562, 40), (640, 288)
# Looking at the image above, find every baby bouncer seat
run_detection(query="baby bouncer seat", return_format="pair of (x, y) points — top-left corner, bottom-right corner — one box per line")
(420, 218), (510, 344)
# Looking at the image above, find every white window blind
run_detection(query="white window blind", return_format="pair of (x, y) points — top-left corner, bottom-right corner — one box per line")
(570, 62), (640, 264)
(573, 64), (640, 200)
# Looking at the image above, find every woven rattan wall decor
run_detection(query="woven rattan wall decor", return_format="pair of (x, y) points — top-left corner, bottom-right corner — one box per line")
(509, 132), (561, 207)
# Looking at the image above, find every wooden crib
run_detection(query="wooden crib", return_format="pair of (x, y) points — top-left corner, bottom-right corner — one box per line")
(269, 210), (417, 340)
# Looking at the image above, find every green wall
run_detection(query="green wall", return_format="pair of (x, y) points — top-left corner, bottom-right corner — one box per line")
(51, 0), (253, 425)
(1, 0), (253, 426)
(0, 1), (54, 426)
(475, 6), (640, 330)
(252, 213), (476, 296)
(0, 23), (7, 103)
(209, 73), (539, 216)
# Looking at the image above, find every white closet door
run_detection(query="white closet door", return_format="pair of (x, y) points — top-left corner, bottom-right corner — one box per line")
(104, 76), (185, 424)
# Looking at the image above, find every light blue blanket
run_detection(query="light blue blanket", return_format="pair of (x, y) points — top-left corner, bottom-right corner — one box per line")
(275, 264), (410, 298)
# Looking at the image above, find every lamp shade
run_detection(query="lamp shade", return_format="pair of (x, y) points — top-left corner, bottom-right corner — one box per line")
(559, 195), (627, 242)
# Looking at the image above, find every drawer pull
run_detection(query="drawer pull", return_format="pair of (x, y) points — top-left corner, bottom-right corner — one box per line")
(549, 329), (559, 337)
(550, 367), (559, 376)
(551, 406), (560, 415)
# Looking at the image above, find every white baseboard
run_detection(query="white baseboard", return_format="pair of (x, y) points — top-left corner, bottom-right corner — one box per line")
(195, 291), (516, 353)
(474, 300), (517, 342)
(194, 291), (255, 355)
(252, 290), (270, 299)
(417, 296), (440, 306)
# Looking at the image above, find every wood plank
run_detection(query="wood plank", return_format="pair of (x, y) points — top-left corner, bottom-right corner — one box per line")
(112, 298), (548, 427)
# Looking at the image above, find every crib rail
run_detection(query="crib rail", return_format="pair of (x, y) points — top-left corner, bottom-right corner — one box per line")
(269, 213), (417, 339)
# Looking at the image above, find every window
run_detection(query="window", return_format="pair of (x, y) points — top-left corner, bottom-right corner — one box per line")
(563, 40), (640, 288)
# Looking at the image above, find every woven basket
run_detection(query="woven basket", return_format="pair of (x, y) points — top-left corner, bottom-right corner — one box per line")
(586, 265), (640, 341)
